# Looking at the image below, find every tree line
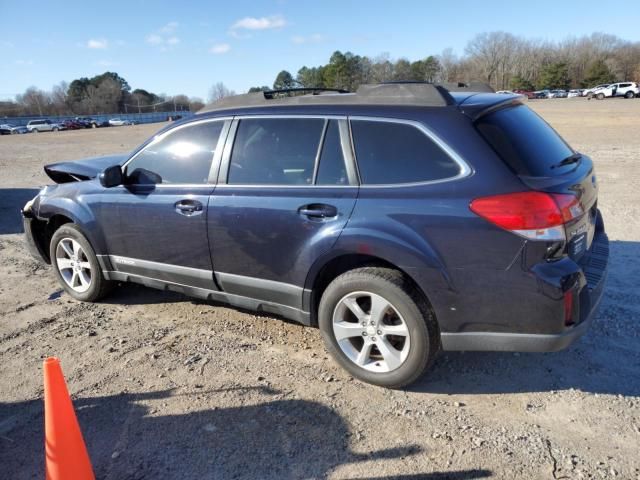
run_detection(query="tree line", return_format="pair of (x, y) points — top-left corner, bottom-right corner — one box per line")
(0, 72), (205, 117)
(236, 31), (640, 98)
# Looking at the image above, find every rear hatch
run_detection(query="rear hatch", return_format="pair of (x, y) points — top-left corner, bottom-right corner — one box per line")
(474, 103), (598, 261)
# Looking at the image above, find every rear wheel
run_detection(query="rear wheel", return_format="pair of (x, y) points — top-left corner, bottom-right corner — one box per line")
(52, 127), (59, 132)
(625, 91), (635, 99)
(50, 224), (113, 302)
(318, 267), (439, 388)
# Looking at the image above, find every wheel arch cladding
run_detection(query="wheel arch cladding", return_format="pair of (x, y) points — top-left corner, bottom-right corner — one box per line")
(305, 250), (441, 328)
(38, 196), (105, 254)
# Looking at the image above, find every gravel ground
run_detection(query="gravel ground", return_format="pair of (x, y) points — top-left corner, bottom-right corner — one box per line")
(0, 99), (639, 479)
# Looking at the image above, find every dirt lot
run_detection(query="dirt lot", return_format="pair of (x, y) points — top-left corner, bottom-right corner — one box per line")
(1, 99), (639, 479)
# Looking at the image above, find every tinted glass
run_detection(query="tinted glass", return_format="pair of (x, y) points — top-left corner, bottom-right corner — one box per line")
(228, 118), (324, 185)
(351, 120), (460, 184)
(316, 120), (348, 185)
(126, 121), (223, 184)
(476, 105), (574, 176)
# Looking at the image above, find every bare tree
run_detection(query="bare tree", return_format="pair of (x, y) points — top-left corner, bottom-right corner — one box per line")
(208, 82), (235, 103)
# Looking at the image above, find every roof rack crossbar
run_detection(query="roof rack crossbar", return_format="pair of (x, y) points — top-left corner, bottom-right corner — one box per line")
(199, 81), (494, 113)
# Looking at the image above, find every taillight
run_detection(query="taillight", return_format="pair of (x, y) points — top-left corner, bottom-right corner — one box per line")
(469, 191), (583, 241)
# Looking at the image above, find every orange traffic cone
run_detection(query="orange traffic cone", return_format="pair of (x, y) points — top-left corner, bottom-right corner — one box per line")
(43, 357), (95, 480)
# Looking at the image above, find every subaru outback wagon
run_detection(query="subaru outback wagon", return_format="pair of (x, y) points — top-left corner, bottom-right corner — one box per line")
(23, 83), (609, 388)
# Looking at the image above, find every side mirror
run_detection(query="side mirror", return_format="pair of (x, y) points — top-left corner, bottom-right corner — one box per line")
(99, 165), (123, 188)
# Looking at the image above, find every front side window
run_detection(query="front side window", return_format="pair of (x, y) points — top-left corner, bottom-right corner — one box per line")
(126, 121), (223, 184)
(351, 120), (461, 185)
(228, 118), (324, 185)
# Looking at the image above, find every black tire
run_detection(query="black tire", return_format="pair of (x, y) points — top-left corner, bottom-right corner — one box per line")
(52, 127), (59, 132)
(596, 93), (605, 100)
(625, 91), (635, 99)
(91, 123), (97, 128)
(318, 267), (440, 388)
(49, 224), (113, 302)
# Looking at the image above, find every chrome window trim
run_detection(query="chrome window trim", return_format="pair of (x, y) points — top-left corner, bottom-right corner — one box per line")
(349, 116), (474, 188)
(121, 116), (232, 186)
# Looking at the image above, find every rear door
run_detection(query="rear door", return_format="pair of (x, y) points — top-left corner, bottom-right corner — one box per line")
(207, 116), (358, 309)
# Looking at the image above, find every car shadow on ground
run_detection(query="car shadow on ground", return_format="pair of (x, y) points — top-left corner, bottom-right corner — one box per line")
(0, 387), (492, 480)
(0, 188), (39, 235)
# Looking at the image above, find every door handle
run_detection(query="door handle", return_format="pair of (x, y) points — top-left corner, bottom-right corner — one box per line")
(298, 204), (338, 219)
(175, 200), (203, 216)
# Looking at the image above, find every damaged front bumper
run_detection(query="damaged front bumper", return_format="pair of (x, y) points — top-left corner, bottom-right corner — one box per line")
(22, 197), (49, 263)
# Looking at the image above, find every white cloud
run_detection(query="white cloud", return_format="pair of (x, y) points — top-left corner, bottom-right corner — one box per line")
(210, 43), (230, 54)
(87, 38), (108, 49)
(291, 33), (325, 44)
(146, 34), (164, 46)
(15, 59), (34, 66)
(146, 23), (180, 49)
(160, 21), (179, 34)
(231, 15), (286, 31)
(1, 41), (14, 48)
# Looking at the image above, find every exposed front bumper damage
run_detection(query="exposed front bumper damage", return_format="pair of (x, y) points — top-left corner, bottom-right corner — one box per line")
(22, 199), (49, 263)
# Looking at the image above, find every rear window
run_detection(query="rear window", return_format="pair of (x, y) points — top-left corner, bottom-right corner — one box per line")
(476, 105), (575, 176)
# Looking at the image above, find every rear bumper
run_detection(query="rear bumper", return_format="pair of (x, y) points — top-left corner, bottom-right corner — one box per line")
(442, 229), (609, 352)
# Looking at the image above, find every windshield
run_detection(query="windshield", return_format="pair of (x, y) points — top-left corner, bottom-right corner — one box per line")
(475, 105), (575, 176)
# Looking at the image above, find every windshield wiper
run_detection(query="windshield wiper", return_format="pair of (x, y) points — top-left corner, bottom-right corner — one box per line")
(551, 153), (582, 169)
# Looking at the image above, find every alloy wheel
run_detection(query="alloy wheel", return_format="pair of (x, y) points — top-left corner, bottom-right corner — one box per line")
(332, 291), (411, 372)
(55, 238), (92, 293)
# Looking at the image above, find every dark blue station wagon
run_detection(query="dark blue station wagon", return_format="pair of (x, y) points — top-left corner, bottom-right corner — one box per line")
(23, 84), (609, 387)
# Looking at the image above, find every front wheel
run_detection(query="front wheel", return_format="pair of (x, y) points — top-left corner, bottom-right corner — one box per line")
(50, 224), (113, 302)
(318, 267), (440, 388)
(596, 93), (605, 100)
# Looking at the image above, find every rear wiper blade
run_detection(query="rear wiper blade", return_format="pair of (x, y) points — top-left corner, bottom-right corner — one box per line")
(551, 153), (582, 169)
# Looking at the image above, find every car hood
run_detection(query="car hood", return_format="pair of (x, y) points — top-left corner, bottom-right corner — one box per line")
(44, 153), (128, 183)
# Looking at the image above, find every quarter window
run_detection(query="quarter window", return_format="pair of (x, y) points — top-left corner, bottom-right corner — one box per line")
(126, 121), (223, 184)
(228, 118), (324, 185)
(351, 120), (461, 184)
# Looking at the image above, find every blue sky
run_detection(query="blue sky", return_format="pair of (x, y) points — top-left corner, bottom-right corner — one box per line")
(1, 0), (639, 101)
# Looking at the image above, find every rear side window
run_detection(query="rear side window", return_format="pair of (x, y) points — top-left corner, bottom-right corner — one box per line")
(351, 120), (460, 185)
(126, 120), (223, 184)
(476, 105), (574, 176)
(228, 118), (324, 185)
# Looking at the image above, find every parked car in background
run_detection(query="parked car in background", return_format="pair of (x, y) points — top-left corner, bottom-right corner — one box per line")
(108, 118), (133, 126)
(22, 84), (609, 388)
(27, 119), (63, 133)
(567, 89), (582, 98)
(590, 82), (639, 99)
(0, 123), (30, 134)
(547, 90), (568, 98)
(582, 84), (610, 97)
(62, 120), (84, 130)
(533, 90), (550, 98)
(496, 90), (514, 94)
(75, 117), (109, 128)
(513, 89), (536, 99)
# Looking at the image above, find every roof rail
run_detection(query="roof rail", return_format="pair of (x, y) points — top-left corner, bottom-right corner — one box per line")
(199, 82), (477, 113)
(263, 87), (350, 99)
(442, 82), (495, 93)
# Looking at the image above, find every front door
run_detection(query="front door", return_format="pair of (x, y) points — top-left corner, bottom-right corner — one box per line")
(91, 118), (228, 288)
(208, 116), (358, 309)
